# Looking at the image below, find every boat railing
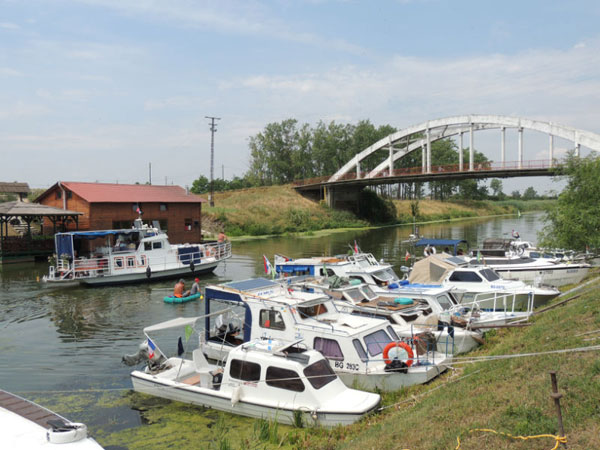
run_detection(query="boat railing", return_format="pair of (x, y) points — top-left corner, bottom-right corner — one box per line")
(71, 256), (111, 278)
(451, 291), (533, 320)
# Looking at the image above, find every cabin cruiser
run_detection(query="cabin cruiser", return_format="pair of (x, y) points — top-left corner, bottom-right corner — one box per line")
(201, 278), (451, 392)
(43, 217), (231, 286)
(408, 254), (560, 310)
(467, 238), (590, 287)
(129, 315), (380, 427)
(0, 389), (104, 449)
(285, 276), (483, 355)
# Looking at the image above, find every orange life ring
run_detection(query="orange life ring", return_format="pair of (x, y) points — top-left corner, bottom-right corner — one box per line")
(382, 341), (414, 366)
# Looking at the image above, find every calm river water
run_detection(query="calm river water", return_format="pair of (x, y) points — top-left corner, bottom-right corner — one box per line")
(0, 211), (545, 446)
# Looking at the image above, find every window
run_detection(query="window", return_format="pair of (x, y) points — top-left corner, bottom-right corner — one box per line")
(297, 303), (328, 319)
(160, 203), (167, 212)
(480, 269), (500, 282)
(152, 242), (162, 250)
(66, 191), (72, 199)
(113, 257), (124, 269)
(436, 295), (453, 310)
(259, 309), (286, 330)
(319, 268), (335, 277)
(387, 326), (399, 341)
(184, 218), (192, 231)
(448, 271), (482, 282)
(144, 242), (152, 251)
(303, 359), (337, 389)
(363, 330), (392, 357)
(229, 359), (261, 381)
(112, 220), (132, 230)
(266, 366), (304, 392)
(126, 256), (135, 268)
(314, 337), (344, 360)
(137, 255), (147, 267)
(353, 339), (368, 362)
(55, 191), (62, 199)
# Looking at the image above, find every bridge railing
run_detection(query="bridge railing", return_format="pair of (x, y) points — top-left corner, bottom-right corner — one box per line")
(293, 159), (555, 187)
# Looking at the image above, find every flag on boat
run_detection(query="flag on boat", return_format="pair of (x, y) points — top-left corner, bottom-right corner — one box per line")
(354, 240), (359, 254)
(136, 206), (142, 215)
(476, 250), (481, 263)
(148, 338), (156, 359)
(263, 255), (273, 276)
(177, 337), (184, 357)
(405, 250), (410, 261)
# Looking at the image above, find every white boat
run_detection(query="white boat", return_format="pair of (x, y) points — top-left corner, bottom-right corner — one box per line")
(129, 315), (380, 427)
(407, 254), (560, 310)
(286, 276), (483, 355)
(468, 238), (590, 287)
(201, 278), (451, 392)
(0, 389), (104, 449)
(43, 217), (231, 286)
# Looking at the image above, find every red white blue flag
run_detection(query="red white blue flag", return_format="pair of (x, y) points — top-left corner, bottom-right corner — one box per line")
(354, 240), (359, 254)
(263, 255), (272, 275)
(148, 338), (156, 359)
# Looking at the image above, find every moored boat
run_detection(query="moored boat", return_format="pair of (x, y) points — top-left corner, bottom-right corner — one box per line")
(129, 315), (381, 427)
(42, 217), (231, 287)
(0, 389), (104, 449)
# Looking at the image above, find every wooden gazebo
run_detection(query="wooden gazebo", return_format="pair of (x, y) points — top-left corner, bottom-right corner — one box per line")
(0, 202), (82, 263)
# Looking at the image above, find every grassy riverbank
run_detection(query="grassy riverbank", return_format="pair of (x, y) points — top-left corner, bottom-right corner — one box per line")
(203, 185), (555, 237)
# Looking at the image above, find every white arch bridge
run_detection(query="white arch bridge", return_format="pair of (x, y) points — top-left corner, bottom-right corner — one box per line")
(293, 114), (600, 208)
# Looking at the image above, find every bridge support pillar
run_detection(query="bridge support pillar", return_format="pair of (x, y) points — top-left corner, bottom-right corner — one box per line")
(421, 141), (426, 173)
(549, 134), (554, 167)
(575, 142), (580, 157)
(501, 127), (506, 169)
(459, 132), (463, 170)
(469, 123), (474, 171)
(426, 128), (431, 173)
(325, 186), (362, 213)
(388, 137), (394, 175)
(518, 127), (523, 169)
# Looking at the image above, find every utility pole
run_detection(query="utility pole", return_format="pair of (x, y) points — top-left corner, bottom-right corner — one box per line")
(148, 162), (152, 185)
(222, 164), (224, 180)
(205, 116), (221, 207)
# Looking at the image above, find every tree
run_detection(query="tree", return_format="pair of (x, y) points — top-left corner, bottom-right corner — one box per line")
(490, 179), (503, 198)
(539, 153), (600, 251)
(522, 186), (538, 200)
(190, 175), (210, 194)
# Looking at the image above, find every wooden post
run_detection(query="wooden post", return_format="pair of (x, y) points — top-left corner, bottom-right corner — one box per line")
(549, 371), (567, 448)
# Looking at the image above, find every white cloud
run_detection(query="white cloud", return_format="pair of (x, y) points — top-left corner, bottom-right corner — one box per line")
(0, 22), (20, 30)
(0, 67), (21, 76)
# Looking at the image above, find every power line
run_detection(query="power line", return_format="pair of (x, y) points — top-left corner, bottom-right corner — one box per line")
(205, 116), (221, 207)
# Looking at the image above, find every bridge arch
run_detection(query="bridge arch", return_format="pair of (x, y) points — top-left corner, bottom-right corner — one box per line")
(329, 115), (600, 182)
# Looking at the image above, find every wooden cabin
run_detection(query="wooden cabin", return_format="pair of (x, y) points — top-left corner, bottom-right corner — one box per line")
(36, 182), (206, 244)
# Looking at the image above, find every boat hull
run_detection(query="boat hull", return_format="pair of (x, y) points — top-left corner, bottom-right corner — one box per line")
(130, 372), (377, 427)
(337, 354), (451, 392)
(493, 265), (589, 288)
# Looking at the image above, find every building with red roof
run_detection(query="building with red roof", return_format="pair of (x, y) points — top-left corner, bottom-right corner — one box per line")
(36, 182), (206, 244)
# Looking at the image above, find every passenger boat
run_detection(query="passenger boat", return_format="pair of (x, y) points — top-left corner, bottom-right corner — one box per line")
(201, 278), (451, 392)
(0, 389), (104, 449)
(129, 315), (380, 427)
(42, 217), (231, 286)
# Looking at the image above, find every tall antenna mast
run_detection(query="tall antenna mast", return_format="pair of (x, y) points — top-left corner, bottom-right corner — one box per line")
(205, 116), (221, 207)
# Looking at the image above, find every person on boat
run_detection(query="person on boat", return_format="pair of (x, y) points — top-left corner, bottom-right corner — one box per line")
(174, 279), (186, 298)
(190, 278), (200, 296)
(218, 231), (227, 242)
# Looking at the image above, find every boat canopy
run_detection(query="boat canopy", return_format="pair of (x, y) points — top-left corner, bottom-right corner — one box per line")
(414, 238), (468, 256)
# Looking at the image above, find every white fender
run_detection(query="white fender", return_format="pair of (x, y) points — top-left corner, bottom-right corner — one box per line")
(231, 385), (242, 406)
(46, 422), (88, 444)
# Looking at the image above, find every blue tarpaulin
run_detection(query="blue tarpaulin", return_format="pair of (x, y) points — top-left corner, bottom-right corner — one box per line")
(55, 234), (74, 258)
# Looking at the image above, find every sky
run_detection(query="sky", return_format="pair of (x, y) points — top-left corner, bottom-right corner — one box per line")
(1, 0), (600, 195)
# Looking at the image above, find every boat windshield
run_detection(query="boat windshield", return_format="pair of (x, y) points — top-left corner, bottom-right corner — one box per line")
(343, 289), (365, 302)
(480, 268), (500, 281)
(436, 294), (454, 310)
(303, 359), (337, 389)
(360, 285), (378, 301)
(372, 268), (398, 283)
(363, 329), (392, 357)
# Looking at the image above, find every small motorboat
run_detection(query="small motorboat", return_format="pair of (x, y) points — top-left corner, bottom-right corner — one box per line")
(163, 293), (202, 304)
(0, 389), (104, 449)
(129, 315), (381, 427)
